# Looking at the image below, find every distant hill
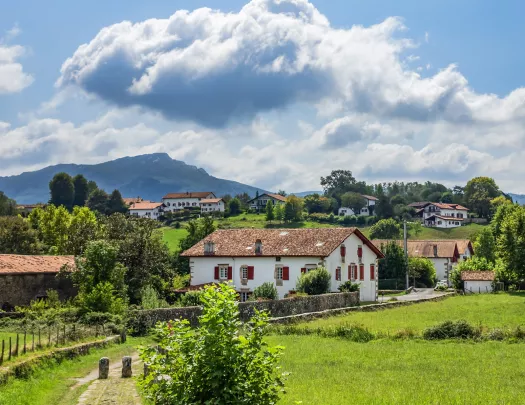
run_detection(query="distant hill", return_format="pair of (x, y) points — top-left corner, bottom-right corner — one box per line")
(509, 193), (525, 205)
(0, 153), (265, 203)
(292, 191), (323, 197)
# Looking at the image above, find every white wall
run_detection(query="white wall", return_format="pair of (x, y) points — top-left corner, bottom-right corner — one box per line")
(464, 280), (493, 293)
(201, 201), (225, 213)
(249, 196), (285, 210)
(163, 193), (215, 212)
(189, 233), (379, 302)
(428, 258), (451, 283)
(129, 208), (161, 219)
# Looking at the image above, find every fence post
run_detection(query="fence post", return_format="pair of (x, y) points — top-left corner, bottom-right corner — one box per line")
(9, 337), (12, 360)
(0, 339), (4, 365)
(56, 325), (59, 347)
(99, 357), (110, 379)
(32, 330), (35, 352)
(15, 334), (19, 357)
(23, 331), (27, 355)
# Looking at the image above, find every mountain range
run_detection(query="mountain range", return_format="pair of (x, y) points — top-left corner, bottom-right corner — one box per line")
(0, 153), (266, 204)
(509, 193), (525, 205)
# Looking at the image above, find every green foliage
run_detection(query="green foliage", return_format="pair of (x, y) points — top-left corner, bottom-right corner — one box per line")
(304, 193), (332, 214)
(457, 257), (493, 272)
(228, 197), (242, 216)
(369, 218), (402, 239)
(139, 283), (287, 404)
(179, 290), (203, 307)
(67, 206), (100, 255)
(408, 221), (422, 237)
(378, 241), (407, 281)
(77, 281), (127, 315)
(423, 320), (479, 340)
(296, 267), (331, 295)
(284, 195), (304, 222)
(274, 203), (284, 222)
(338, 281), (360, 292)
(265, 199), (275, 221)
(141, 285), (169, 309)
(321, 170), (358, 198)
(72, 174), (89, 207)
(449, 267), (463, 290)
(176, 217), (217, 276)
(86, 188), (109, 214)
(106, 189), (128, 214)
(0, 191), (17, 216)
(464, 176), (500, 218)
(49, 172), (75, 210)
(408, 257), (436, 287)
(172, 274), (190, 290)
(341, 192), (366, 214)
(473, 226), (496, 263)
(253, 282), (279, 300)
(494, 204), (525, 282)
(271, 323), (374, 342)
(0, 216), (41, 254)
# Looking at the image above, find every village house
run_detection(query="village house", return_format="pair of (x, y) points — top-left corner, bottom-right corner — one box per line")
(122, 197), (149, 206)
(129, 201), (164, 219)
(338, 194), (378, 217)
(16, 204), (45, 217)
(181, 228), (384, 302)
(0, 255), (76, 308)
(372, 239), (474, 285)
(414, 202), (469, 228)
(461, 271), (495, 293)
(200, 198), (225, 213)
(248, 193), (286, 211)
(162, 192), (216, 212)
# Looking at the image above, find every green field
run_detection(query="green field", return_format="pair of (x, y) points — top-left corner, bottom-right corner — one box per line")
(296, 293), (525, 334)
(160, 227), (188, 251)
(270, 336), (525, 405)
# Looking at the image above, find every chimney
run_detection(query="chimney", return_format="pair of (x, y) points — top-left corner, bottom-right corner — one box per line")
(433, 245), (438, 257)
(255, 239), (263, 255)
(204, 240), (215, 256)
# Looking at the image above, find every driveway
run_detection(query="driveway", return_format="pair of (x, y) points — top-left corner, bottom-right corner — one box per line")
(379, 288), (450, 303)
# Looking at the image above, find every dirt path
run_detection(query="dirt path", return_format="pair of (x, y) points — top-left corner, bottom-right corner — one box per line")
(75, 353), (143, 405)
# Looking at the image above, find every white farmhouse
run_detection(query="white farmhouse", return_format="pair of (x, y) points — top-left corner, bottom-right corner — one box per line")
(415, 202), (469, 228)
(162, 192), (216, 212)
(248, 193), (286, 211)
(129, 202), (164, 219)
(181, 228), (384, 302)
(462, 271), (495, 293)
(338, 194), (378, 217)
(200, 198), (225, 213)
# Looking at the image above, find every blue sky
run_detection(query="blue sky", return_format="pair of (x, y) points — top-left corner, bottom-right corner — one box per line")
(1, 0), (525, 192)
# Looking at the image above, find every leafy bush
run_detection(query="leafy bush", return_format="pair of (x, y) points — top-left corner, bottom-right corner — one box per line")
(252, 282), (279, 300)
(434, 284), (447, 291)
(270, 323), (374, 343)
(369, 218), (402, 239)
(139, 283), (287, 405)
(179, 290), (203, 307)
(296, 267), (331, 295)
(338, 281), (360, 292)
(141, 285), (169, 309)
(77, 282), (127, 315)
(423, 320), (479, 340)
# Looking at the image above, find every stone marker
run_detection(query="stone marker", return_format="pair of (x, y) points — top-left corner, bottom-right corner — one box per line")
(99, 357), (109, 379)
(122, 356), (133, 378)
(144, 362), (150, 377)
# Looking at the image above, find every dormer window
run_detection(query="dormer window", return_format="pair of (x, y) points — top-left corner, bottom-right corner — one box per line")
(204, 241), (215, 255)
(255, 239), (263, 255)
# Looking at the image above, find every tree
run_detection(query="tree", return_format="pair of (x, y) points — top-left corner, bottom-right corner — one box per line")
(176, 217), (217, 276)
(139, 283), (286, 404)
(234, 192), (251, 209)
(390, 195), (406, 206)
(252, 282), (278, 300)
(464, 177), (500, 218)
(277, 190), (287, 197)
(408, 257), (437, 287)
(495, 205), (525, 281)
(49, 172), (75, 210)
(228, 198), (242, 216)
(86, 188), (109, 214)
(304, 193), (331, 214)
(87, 180), (98, 195)
(341, 192), (366, 215)
(107, 189), (128, 215)
(265, 199), (275, 221)
(320, 170), (357, 198)
(369, 219), (402, 240)
(31, 205), (72, 254)
(221, 194), (232, 205)
(0, 216), (41, 254)
(473, 227), (496, 264)
(409, 221), (423, 238)
(375, 194), (393, 219)
(283, 195), (303, 222)
(296, 267), (331, 295)
(377, 241), (407, 282)
(72, 174), (89, 207)
(440, 191), (453, 203)
(274, 204), (284, 222)
(0, 191), (17, 216)
(67, 206), (100, 255)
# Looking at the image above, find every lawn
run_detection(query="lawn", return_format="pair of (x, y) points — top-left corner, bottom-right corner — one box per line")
(269, 335), (525, 405)
(0, 336), (151, 405)
(298, 293), (525, 334)
(161, 226), (188, 251)
(411, 222), (486, 240)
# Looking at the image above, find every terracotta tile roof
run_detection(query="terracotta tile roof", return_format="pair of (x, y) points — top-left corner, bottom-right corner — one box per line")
(429, 203), (469, 211)
(123, 197), (149, 206)
(129, 202), (164, 210)
(455, 240), (474, 255)
(200, 198), (223, 204)
(163, 192), (214, 199)
(265, 193), (287, 202)
(361, 194), (378, 201)
(0, 255), (75, 275)
(461, 271), (495, 281)
(182, 228), (384, 258)
(372, 239), (459, 259)
(408, 201), (430, 208)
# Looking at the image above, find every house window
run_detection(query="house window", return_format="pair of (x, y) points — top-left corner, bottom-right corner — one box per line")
(239, 292), (250, 302)
(219, 265), (228, 280)
(276, 257), (281, 262)
(335, 267), (341, 281)
(370, 264), (376, 280)
(166, 202), (170, 206)
(438, 221), (442, 225)
(359, 264), (365, 281)
(275, 266), (283, 280)
(241, 266), (248, 280)
(456, 222), (460, 225)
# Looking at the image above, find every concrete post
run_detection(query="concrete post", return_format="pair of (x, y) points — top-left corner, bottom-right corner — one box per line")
(122, 356), (132, 378)
(99, 357), (109, 379)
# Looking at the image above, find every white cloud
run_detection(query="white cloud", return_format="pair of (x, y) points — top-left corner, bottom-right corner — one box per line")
(0, 29), (33, 94)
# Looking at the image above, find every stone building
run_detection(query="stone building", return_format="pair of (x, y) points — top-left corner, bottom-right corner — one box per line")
(0, 254), (76, 309)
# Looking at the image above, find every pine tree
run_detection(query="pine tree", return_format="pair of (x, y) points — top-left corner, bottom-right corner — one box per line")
(73, 174), (89, 207)
(265, 199), (275, 221)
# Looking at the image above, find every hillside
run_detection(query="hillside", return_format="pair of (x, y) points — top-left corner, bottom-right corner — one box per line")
(509, 193), (525, 205)
(0, 153), (265, 203)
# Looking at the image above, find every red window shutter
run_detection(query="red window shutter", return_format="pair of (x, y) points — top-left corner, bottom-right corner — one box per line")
(283, 266), (290, 280)
(214, 266), (219, 280)
(335, 269), (338, 280)
(340, 245), (346, 257)
(359, 264), (364, 281)
(227, 266), (233, 280)
(301, 268), (307, 274)
(353, 265), (357, 280)
(248, 266), (254, 280)
(370, 264), (375, 280)
(348, 265), (351, 280)
(357, 246), (363, 258)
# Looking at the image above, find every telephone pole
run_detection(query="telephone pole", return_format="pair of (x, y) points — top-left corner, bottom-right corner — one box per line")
(404, 220), (409, 290)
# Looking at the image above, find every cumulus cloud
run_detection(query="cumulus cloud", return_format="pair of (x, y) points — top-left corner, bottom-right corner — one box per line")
(0, 27), (33, 94)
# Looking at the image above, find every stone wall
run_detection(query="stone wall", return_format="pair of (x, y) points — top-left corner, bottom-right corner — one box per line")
(128, 292), (359, 335)
(0, 273), (76, 309)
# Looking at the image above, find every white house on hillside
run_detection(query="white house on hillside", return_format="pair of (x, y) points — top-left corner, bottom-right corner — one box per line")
(200, 198), (225, 213)
(181, 228), (384, 302)
(129, 202), (164, 219)
(248, 193), (286, 211)
(162, 192), (216, 212)
(415, 202), (469, 228)
(338, 194), (378, 217)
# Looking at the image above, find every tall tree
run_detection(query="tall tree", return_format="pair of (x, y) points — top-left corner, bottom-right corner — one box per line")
(277, 190), (287, 197)
(87, 180), (98, 195)
(341, 192), (366, 215)
(369, 219), (402, 240)
(234, 193), (251, 209)
(0, 216), (41, 254)
(274, 203), (284, 222)
(228, 198), (242, 216)
(73, 174), (89, 207)
(474, 227), (496, 264)
(67, 206), (100, 255)
(304, 193), (331, 214)
(49, 172), (75, 210)
(0, 191), (17, 216)
(320, 170), (357, 198)
(378, 241), (407, 281)
(464, 177), (500, 218)
(107, 189), (128, 215)
(265, 199), (275, 221)
(284, 195), (304, 222)
(87, 189), (109, 214)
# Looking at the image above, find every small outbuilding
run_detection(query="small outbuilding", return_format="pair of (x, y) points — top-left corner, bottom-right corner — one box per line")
(461, 271), (495, 294)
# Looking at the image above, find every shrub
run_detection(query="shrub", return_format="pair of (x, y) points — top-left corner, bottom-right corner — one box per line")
(338, 281), (360, 293)
(77, 282), (127, 315)
(270, 323), (374, 343)
(435, 284), (447, 291)
(356, 216), (366, 226)
(423, 320), (479, 340)
(139, 283), (287, 405)
(141, 285), (169, 309)
(252, 282), (279, 300)
(179, 290), (203, 307)
(296, 267), (331, 295)
(487, 328), (505, 341)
